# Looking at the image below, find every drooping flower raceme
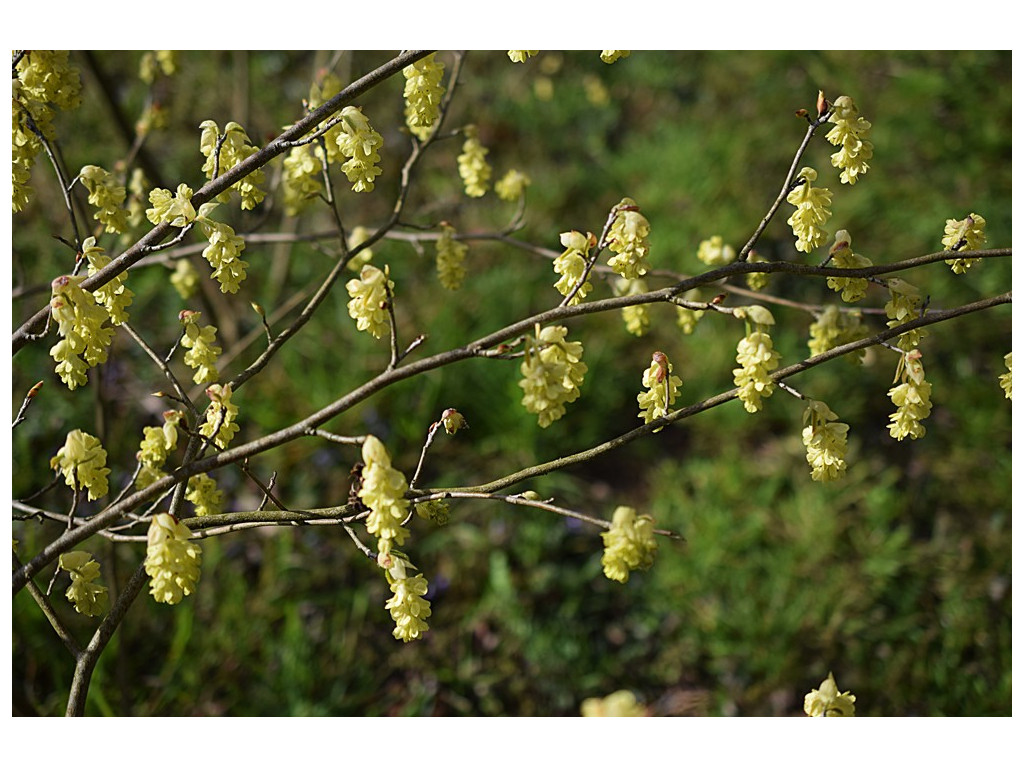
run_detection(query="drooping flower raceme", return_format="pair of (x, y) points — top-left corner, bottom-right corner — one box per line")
(826, 96), (873, 185)
(196, 207), (249, 294)
(801, 400), (849, 482)
(403, 53), (445, 141)
(146, 183), (200, 227)
(581, 690), (646, 717)
(888, 349), (932, 441)
(637, 351), (682, 428)
(136, 410), (182, 489)
(83, 237), (133, 325)
(942, 212), (987, 274)
(79, 164), (128, 234)
(346, 264), (393, 339)
(600, 51), (631, 64)
(200, 383), (239, 449)
(144, 513), (202, 605)
(281, 143), (323, 216)
(616, 278), (650, 336)
(495, 169), (531, 201)
(51, 429), (110, 500)
(170, 258), (200, 300)
(601, 506), (658, 583)
(884, 278), (927, 352)
(198, 119), (266, 209)
(607, 198), (652, 279)
(519, 325), (588, 428)
(807, 305), (868, 361)
(786, 167), (832, 253)
(999, 352), (1011, 400)
(458, 125), (491, 197)
(59, 551), (109, 617)
(553, 230), (594, 304)
(179, 310), (222, 384)
(825, 230), (872, 302)
(186, 473), (224, 517)
(507, 51), (538, 63)
(435, 222), (468, 290)
(383, 556), (431, 642)
(804, 672), (856, 717)
(49, 275), (114, 390)
(346, 225), (374, 272)
(336, 106), (384, 192)
(696, 235), (735, 266)
(676, 289), (705, 335)
(733, 323), (782, 414)
(745, 251), (770, 291)
(359, 435), (411, 557)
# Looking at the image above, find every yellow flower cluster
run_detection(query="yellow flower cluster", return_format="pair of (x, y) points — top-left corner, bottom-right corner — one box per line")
(59, 551), (109, 617)
(696, 234), (736, 266)
(383, 556), (432, 642)
(360, 436), (411, 558)
(336, 106), (384, 193)
(884, 278), (927, 352)
(49, 274), (114, 390)
(83, 237), (133, 325)
(186, 473), (223, 517)
(436, 223), (468, 290)
(136, 410), (182, 489)
(281, 143), (322, 215)
(553, 231), (594, 304)
(617, 278), (650, 336)
(942, 212), (987, 274)
(144, 513), (202, 605)
(802, 400), (849, 482)
(199, 120), (266, 210)
(519, 325), (588, 428)
(745, 252), (770, 291)
(1000, 353), (1011, 400)
(346, 264), (393, 339)
(79, 165), (128, 234)
(676, 289), (705, 335)
(637, 351), (682, 427)
(146, 183), (202, 227)
(804, 672), (856, 717)
(139, 50), (176, 84)
(12, 50), (81, 212)
(600, 51), (631, 64)
(458, 125), (491, 197)
(124, 168), (150, 232)
(346, 225), (374, 272)
(200, 383), (239, 449)
(825, 230), (872, 302)
(415, 499), (451, 526)
(786, 167), (832, 253)
(888, 350), (932, 441)
(197, 213), (249, 293)
(495, 169), (531, 201)
(170, 258), (200, 299)
(507, 51), (538, 63)
(51, 429), (110, 500)
(179, 310), (222, 384)
(581, 690), (646, 717)
(807, 305), (868, 360)
(733, 330), (781, 413)
(601, 506), (657, 583)
(403, 53), (446, 141)
(607, 198), (652, 279)
(826, 96), (873, 185)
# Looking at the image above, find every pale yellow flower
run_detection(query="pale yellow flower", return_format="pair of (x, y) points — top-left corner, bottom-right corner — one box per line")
(826, 96), (873, 185)
(786, 167), (832, 253)
(519, 325), (587, 427)
(942, 213), (987, 273)
(51, 429), (110, 500)
(601, 506), (657, 583)
(145, 513), (202, 605)
(59, 551), (109, 617)
(581, 690), (646, 716)
(804, 672), (856, 717)
(346, 264), (393, 339)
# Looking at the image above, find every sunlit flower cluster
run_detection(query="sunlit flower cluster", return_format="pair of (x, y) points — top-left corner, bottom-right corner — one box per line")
(145, 513), (202, 605)
(179, 310), (222, 384)
(733, 329), (781, 413)
(79, 164), (128, 233)
(600, 51), (631, 64)
(888, 349), (932, 441)
(458, 125), (491, 197)
(696, 234), (735, 266)
(403, 53), (446, 141)
(581, 690), (646, 717)
(49, 274), (114, 390)
(196, 211), (249, 294)
(826, 96), (873, 185)
(381, 556), (431, 642)
(124, 168), (150, 232)
(637, 351), (682, 427)
(601, 506), (657, 583)
(495, 169), (531, 201)
(884, 278), (927, 351)
(786, 167), (832, 253)
(942, 212), (987, 273)
(51, 429), (110, 500)
(186, 473), (224, 517)
(59, 551), (109, 617)
(507, 51), (538, 63)
(804, 672), (856, 717)
(999, 353), (1011, 400)
(519, 325), (588, 428)
(360, 436), (411, 557)
(199, 120), (266, 210)
(607, 198), (652, 279)
(801, 400), (849, 482)
(676, 289), (706, 335)
(200, 383), (239, 449)
(146, 183), (200, 227)
(436, 222), (468, 290)
(807, 305), (868, 360)
(139, 50), (176, 84)
(825, 230), (872, 302)
(346, 225), (374, 271)
(617, 278), (650, 336)
(281, 144), (322, 215)
(136, 410), (182, 489)
(170, 258), (200, 300)
(553, 231), (594, 304)
(336, 106), (384, 192)
(83, 237), (133, 325)
(346, 264), (393, 339)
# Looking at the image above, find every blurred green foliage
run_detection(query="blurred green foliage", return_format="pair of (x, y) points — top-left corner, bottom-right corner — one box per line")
(12, 50), (1010, 716)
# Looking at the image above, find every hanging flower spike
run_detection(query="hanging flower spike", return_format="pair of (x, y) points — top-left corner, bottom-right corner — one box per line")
(281, 143), (323, 216)
(676, 289), (706, 335)
(637, 350), (682, 429)
(825, 229), (872, 302)
(826, 96), (873, 185)
(403, 53), (446, 141)
(359, 435), (411, 557)
(346, 225), (374, 272)
(144, 513), (202, 605)
(179, 310), (222, 384)
(59, 551), (109, 617)
(83, 237), (133, 325)
(458, 124), (491, 198)
(696, 234), (736, 266)
(79, 165), (128, 234)
(199, 383), (239, 449)
(553, 230), (594, 305)
(807, 305), (868, 361)
(745, 252), (770, 291)
(186, 473), (224, 516)
(198, 119), (266, 209)
(888, 349), (933, 441)
(146, 183), (198, 227)
(942, 213), (987, 274)
(346, 264), (394, 339)
(518, 324), (588, 428)
(49, 275), (114, 390)
(170, 258), (200, 300)
(801, 400), (850, 482)
(804, 672), (856, 717)
(786, 167), (832, 253)
(196, 208), (249, 294)
(884, 278), (927, 352)
(616, 278), (650, 336)
(600, 51), (631, 64)
(336, 106), (384, 193)
(999, 353), (1011, 400)
(383, 556), (431, 642)
(136, 410), (182, 489)
(51, 429), (110, 500)
(495, 169), (531, 202)
(581, 690), (646, 717)
(732, 307), (781, 413)
(607, 198), (652, 279)
(601, 506), (658, 583)
(436, 222), (468, 290)
(507, 51), (538, 63)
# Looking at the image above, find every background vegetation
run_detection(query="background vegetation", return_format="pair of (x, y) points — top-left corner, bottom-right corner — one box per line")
(12, 50), (1011, 716)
